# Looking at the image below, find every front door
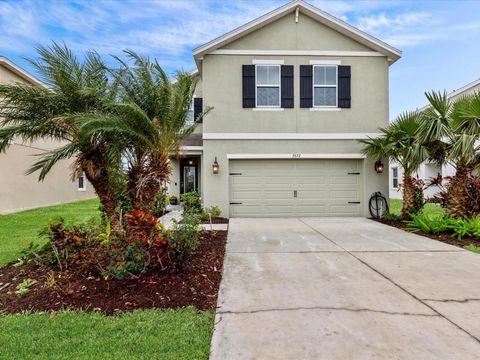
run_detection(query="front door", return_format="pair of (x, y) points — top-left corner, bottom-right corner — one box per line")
(180, 158), (199, 194)
(183, 166), (196, 193)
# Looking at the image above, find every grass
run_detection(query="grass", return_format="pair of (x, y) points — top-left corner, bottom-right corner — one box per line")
(389, 198), (445, 217)
(464, 244), (480, 254)
(0, 200), (216, 359)
(0, 198), (100, 267)
(0, 308), (214, 360)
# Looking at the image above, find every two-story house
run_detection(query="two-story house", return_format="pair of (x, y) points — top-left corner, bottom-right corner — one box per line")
(168, 0), (401, 218)
(0, 56), (96, 214)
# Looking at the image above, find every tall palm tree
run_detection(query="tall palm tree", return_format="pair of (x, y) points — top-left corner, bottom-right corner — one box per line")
(0, 43), (124, 233)
(418, 91), (480, 217)
(83, 51), (208, 211)
(361, 111), (428, 219)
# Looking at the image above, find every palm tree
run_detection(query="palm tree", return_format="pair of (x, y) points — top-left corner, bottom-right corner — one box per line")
(418, 91), (480, 217)
(361, 111), (428, 219)
(0, 43), (124, 233)
(83, 51), (208, 211)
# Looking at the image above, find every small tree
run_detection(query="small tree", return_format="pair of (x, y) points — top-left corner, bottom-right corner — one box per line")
(360, 111), (428, 219)
(0, 43), (124, 234)
(85, 51), (209, 211)
(418, 91), (480, 218)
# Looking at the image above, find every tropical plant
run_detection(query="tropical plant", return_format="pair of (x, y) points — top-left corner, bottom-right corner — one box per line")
(360, 111), (429, 219)
(418, 91), (480, 218)
(0, 43), (125, 233)
(86, 51), (209, 212)
(180, 191), (202, 214)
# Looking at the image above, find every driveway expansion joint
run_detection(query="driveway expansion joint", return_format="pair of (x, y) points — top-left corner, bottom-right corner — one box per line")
(216, 305), (438, 317)
(423, 298), (480, 304)
(299, 218), (480, 344)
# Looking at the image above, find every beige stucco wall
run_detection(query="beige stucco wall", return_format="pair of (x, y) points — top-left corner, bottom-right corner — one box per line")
(0, 63), (96, 214)
(197, 10), (391, 217)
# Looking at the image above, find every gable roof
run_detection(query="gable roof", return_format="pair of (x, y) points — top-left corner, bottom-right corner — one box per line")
(193, 0), (402, 70)
(417, 78), (480, 111)
(0, 56), (47, 88)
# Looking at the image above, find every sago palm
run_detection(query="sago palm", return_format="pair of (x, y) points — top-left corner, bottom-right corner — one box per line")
(361, 111), (428, 219)
(0, 43), (124, 233)
(83, 50), (208, 211)
(418, 91), (480, 217)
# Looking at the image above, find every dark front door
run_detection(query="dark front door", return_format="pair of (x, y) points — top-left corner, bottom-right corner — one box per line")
(180, 158), (198, 194)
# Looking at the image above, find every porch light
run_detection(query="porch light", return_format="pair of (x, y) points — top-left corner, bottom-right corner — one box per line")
(212, 157), (219, 174)
(374, 160), (384, 174)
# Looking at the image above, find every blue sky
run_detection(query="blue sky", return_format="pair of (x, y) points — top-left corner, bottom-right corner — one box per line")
(1, 0), (480, 119)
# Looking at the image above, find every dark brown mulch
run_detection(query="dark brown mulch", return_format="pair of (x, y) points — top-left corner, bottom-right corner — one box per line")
(201, 217), (229, 224)
(0, 231), (227, 315)
(374, 218), (480, 248)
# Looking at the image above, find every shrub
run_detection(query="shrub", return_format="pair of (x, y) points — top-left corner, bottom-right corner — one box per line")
(180, 192), (202, 213)
(445, 217), (480, 239)
(151, 187), (168, 217)
(382, 211), (399, 221)
(404, 212), (449, 234)
(170, 211), (200, 268)
(200, 206), (222, 221)
(104, 242), (147, 279)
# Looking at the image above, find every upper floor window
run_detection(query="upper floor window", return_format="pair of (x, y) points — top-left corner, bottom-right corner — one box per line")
(392, 167), (399, 189)
(313, 65), (337, 107)
(186, 97), (195, 124)
(256, 65), (280, 107)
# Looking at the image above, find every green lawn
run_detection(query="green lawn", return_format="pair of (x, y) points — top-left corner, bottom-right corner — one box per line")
(0, 198), (100, 267)
(0, 200), (215, 359)
(0, 308), (214, 360)
(389, 198), (445, 217)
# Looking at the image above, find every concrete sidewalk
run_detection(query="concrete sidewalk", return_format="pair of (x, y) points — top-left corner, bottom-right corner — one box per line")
(210, 217), (480, 359)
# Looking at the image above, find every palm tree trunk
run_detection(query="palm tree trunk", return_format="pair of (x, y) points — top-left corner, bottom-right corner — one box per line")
(446, 165), (471, 218)
(84, 170), (124, 236)
(129, 152), (171, 211)
(401, 174), (416, 220)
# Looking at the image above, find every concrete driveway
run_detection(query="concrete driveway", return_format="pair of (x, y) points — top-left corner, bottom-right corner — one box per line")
(210, 218), (480, 359)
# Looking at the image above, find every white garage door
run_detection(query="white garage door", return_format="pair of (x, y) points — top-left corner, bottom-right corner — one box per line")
(229, 159), (363, 217)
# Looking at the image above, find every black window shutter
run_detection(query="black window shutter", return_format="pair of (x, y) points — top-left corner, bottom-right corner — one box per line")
(338, 65), (351, 108)
(193, 97), (203, 123)
(281, 65), (294, 108)
(300, 65), (313, 108)
(242, 65), (255, 108)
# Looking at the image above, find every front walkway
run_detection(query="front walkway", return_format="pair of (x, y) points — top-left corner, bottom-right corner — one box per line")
(210, 217), (480, 359)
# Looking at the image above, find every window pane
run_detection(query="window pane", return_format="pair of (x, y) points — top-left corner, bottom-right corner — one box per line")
(314, 66), (336, 86)
(393, 178), (398, 188)
(314, 87), (336, 106)
(257, 87), (280, 106)
(257, 65), (279, 85)
(78, 176), (84, 189)
(392, 167), (398, 177)
(257, 66), (268, 84)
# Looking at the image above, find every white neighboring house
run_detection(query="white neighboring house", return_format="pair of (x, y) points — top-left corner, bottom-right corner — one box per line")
(389, 78), (480, 200)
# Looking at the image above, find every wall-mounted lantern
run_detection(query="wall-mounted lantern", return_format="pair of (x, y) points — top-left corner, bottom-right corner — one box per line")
(212, 157), (219, 174)
(374, 160), (384, 174)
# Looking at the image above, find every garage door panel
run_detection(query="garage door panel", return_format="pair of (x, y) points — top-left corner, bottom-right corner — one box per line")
(230, 159), (363, 217)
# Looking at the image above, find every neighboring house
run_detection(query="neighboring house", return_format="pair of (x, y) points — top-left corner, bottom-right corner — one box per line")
(167, 0), (401, 218)
(389, 78), (480, 200)
(0, 56), (96, 214)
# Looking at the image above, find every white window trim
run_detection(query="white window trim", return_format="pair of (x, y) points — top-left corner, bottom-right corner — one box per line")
(252, 59), (284, 65)
(313, 65), (338, 108)
(392, 167), (399, 189)
(252, 108), (284, 112)
(309, 108), (341, 112)
(255, 64), (281, 108)
(309, 60), (341, 65)
(78, 173), (86, 192)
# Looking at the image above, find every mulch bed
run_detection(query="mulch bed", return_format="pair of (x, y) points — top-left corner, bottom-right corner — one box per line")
(0, 231), (227, 315)
(374, 218), (480, 248)
(201, 217), (229, 224)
